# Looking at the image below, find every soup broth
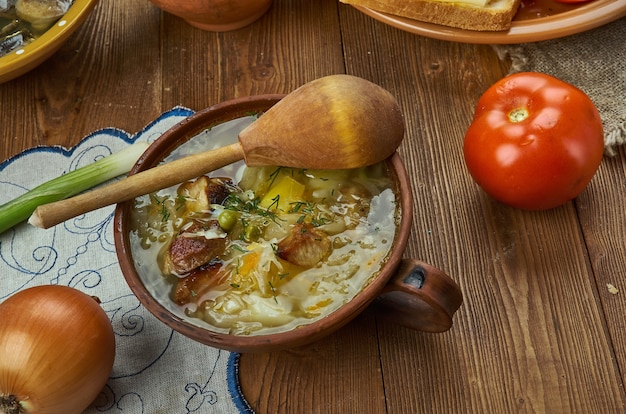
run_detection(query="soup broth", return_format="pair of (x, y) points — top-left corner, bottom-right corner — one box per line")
(129, 116), (400, 335)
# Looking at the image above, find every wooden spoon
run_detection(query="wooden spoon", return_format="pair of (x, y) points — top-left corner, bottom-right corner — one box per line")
(29, 75), (404, 229)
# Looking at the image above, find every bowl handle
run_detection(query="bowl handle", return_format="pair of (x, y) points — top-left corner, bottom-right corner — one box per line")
(373, 258), (463, 333)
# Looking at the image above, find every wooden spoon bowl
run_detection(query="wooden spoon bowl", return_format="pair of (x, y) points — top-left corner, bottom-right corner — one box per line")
(114, 95), (462, 352)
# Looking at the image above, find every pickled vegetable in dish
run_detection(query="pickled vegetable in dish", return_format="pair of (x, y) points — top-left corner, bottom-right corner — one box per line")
(128, 116), (400, 336)
(0, 0), (73, 56)
(16, 0), (73, 31)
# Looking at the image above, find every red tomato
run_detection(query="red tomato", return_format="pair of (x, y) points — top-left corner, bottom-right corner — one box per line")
(463, 72), (604, 210)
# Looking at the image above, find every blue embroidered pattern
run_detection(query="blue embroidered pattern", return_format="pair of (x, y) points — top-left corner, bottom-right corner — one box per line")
(0, 107), (253, 414)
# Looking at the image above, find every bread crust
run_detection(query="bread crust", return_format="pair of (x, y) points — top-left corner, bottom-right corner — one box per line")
(341, 0), (522, 31)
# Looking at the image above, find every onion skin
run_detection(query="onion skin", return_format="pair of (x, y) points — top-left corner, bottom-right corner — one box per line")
(0, 285), (115, 414)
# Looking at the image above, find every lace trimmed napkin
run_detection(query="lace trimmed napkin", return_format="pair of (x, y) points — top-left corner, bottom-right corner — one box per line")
(495, 16), (626, 155)
(0, 107), (253, 414)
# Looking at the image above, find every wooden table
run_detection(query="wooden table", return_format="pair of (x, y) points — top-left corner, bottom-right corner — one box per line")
(2, 1), (625, 412)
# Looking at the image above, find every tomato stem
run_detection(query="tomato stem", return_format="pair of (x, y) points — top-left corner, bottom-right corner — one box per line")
(0, 394), (26, 414)
(508, 107), (529, 123)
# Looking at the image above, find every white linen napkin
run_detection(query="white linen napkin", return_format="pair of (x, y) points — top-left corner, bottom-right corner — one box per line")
(0, 107), (253, 414)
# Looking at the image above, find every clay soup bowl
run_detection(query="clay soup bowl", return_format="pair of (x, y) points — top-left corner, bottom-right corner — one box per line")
(114, 95), (463, 353)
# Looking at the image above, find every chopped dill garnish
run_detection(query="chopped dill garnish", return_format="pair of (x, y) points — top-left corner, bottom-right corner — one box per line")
(267, 195), (280, 211)
(150, 194), (174, 222)
(311, 217), (329, 227)
(288, 200), (315, 215)
(231, 244), (247, 253)
(288, 200), (330, 227)
(268, 281), (278, 303)
(161, 205), (170, 222)
(268, 167), (283, 188)
(223, 193), (282, 224)
(151, 193), (169, 205)
(175, 195), (188, 210)
(289, 201), (305, 213)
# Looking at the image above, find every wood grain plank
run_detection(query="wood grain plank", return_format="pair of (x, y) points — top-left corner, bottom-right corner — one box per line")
(161, 0), (346, 111)
(241, 310), (386, 414)
(577, 145), (626, 394)
(68, 0), (163, 136)
(2, 1), (624, 412)
(339, 4), (626, 413)
(0, 0), (162, 154)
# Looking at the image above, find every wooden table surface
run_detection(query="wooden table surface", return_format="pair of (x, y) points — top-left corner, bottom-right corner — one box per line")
(2, 1), (625, 413)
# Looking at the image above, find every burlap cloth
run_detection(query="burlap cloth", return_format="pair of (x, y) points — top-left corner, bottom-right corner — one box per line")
(494, 16), (626, 156)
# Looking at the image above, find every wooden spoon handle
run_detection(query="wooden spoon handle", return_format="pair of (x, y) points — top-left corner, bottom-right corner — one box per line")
(30, 142), (245, 229)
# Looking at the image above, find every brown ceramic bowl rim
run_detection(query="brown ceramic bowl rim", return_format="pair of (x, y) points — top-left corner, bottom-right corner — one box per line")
(113, 94), (413, 352)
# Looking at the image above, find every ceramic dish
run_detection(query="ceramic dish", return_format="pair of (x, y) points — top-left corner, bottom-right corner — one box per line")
(114, 95), (463, 353)
(351, 0), (626, 44)
(0, 0), (99, 84)
(147, 0), (272, 31)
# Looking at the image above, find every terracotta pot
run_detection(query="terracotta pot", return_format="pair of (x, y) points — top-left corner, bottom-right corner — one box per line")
(148, 0), (272, 31)
(113, 95), (463, 353)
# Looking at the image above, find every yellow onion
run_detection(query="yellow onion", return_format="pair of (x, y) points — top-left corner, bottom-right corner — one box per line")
(0, 285), (115, 414)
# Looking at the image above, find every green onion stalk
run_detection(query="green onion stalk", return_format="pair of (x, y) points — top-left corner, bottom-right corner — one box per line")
(0, 142), (149, 234)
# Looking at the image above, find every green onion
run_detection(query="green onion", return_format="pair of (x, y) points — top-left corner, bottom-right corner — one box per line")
(0, 142), (149, 234)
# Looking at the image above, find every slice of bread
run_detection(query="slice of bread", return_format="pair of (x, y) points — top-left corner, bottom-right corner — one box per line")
(341, 0), (522, 32)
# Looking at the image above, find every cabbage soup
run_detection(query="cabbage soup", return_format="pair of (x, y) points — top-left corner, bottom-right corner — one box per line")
(129, 115), (400, 336)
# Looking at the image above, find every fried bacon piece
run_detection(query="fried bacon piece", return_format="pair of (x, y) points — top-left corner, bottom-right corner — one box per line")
(164, 220), (226, 275)
(277, 223), (331, 268)
(172, 261), (224, 305)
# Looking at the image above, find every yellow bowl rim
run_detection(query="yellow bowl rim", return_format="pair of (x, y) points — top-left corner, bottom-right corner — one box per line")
(0, 0), (99, 83)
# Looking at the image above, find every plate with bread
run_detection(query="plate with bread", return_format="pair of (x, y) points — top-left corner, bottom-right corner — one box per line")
(341, 0), (626, 44)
